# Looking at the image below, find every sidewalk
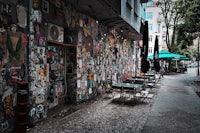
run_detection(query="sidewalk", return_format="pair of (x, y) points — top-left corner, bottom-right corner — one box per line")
(29, 69), (200, 132)
(142, 71), (200, 133)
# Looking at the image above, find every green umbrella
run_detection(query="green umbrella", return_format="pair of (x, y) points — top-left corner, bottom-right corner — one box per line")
(179, 55), (190, 60)
(141, 21), (149, 60)
(153, 36), (159, 60)
(153, 36), (160, 72)
(141, 21), (150, 73)
(172, 54), (191, 60)
(148, 50), (181, 59)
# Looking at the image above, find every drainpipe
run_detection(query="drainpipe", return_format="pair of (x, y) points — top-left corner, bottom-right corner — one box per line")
(26, 0), (31, 82)
(135, 42), (137, 77)
(197, 34), (200, 76)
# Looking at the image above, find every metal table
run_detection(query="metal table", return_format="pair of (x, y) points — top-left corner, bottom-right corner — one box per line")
(112, 82), (143, 98)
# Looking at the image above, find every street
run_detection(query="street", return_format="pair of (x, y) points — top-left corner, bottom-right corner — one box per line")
(29, 68), (200, 133)
(143, 68), (200, 133)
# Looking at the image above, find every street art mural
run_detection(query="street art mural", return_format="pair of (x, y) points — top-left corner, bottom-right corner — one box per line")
(0, 1), (27, 131)
(0, 1), (137, 132)
(75, 14), (134, 102)
(28, 5), (47, 123)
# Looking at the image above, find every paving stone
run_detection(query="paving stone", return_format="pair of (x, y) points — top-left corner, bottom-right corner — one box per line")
(29, 92), (156, 133)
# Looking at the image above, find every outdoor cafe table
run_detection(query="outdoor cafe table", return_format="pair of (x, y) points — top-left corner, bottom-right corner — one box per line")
(126, 77), (146, 84)
(130, 73), (156, 84)
(145, 73), (155, 77)
(134, 74), (155, 80)
(112, 82), (143, 98)
(144, 73), (157, 85)
(126, 76), (155, 89)
(145, 73), (155, 80)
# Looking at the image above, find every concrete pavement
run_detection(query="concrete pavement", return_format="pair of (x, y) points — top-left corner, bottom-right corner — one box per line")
(142, 68), (200, 133)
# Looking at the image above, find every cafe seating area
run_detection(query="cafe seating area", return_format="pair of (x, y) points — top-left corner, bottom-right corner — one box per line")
(107, 72), (161, 104)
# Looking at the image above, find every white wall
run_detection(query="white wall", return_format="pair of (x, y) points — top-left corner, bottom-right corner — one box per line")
(145, 1), (168, 56)
(121, 0), (141, 33)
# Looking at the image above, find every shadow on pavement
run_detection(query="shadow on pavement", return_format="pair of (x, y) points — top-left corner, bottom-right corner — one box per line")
(53, 107), (80, 119)
(110, 97), (148, 106)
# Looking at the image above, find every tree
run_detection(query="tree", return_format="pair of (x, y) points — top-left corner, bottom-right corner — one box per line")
(182, 0), (200, 75)
(156, 0), (184, 53)
(183, 0), (200, 34)
(176, 24), (195, 57)
(156, 0), (185, 70)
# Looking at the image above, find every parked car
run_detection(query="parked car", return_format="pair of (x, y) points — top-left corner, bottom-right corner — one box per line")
(187, 62), (198, 68)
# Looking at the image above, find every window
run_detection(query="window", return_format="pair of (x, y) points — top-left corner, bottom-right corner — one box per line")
(147, 2), (153, 7)
(127, 0), (131, 5)
(149, 35), (152, 42)
(157, 35), (160, 41)
(158, 23), (161, 33)
(126, 0), (132, 10)
(146, 12), (153, 19)
(148, 47), (153, 54)
(148, 24), (153, 31)
(134, 0), (137, 14)
(147, 1), (157, 7)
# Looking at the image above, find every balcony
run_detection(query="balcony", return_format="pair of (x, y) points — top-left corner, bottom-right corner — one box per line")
(73, 0), (121, 22)
(140, 0), (148, 3)
(72, 0), (142, 40)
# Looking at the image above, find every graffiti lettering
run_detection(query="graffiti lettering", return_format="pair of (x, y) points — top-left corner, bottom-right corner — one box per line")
(1, 120), (9, 131)
(29, 104), (46, 121)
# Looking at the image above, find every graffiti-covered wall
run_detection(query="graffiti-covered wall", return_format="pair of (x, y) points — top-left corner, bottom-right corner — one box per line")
(0, 0), (28, 132)
(74, 14), (135, 102)
(0, 0), (140, 130)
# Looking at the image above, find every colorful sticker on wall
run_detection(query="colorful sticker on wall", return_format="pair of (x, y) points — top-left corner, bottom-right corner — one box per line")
(21, 34), (27, 47)
(32, 0), (39, 9)
(2, 87), (15, 118)
(35, 93), (45, 104)
(29, 104), (47, 122)
(17, 5), (27, 28)
(31, 10), (42, 23)
(35, 64), (45, 84)
(10, 66), (21, 80)
(36, 47), (45, 64)
(38, 36), (46, 46)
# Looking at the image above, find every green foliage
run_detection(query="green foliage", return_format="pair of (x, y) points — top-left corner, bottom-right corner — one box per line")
(157, 0), (199, 51)
(174, 0), (200, 60)
(156, 0), (184, 52)
(183, 0), (200, 34)
(156, 0), (197, 70)
(176, 24), (195, 49)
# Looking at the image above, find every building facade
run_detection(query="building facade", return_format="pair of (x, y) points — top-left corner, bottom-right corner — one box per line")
(0, 0), (148, 132)
(145, 0), (167, 56)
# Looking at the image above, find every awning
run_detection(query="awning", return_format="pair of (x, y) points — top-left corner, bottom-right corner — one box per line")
(72, 0), (142, 40)
(180, 56), (190, 60)
(148, 50), (181, 59)
(174, 54), (190, 60)
(148, 50), (191, 60)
